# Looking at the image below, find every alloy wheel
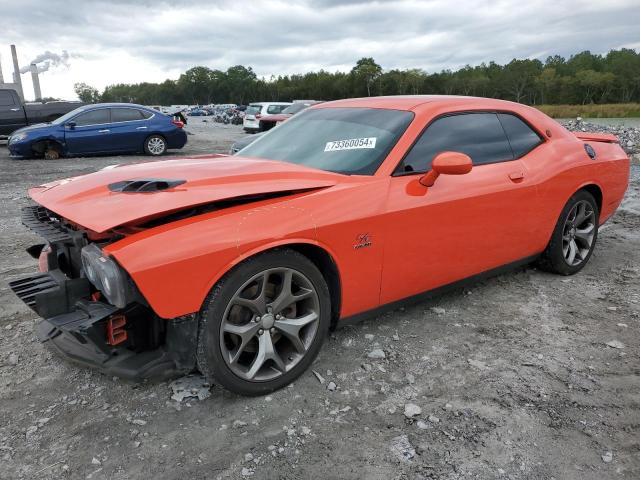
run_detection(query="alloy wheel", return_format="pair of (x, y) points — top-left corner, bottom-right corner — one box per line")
(147, 137), (165, 155)
(562, 200), (596, 266)
(219, 267), (320, 382)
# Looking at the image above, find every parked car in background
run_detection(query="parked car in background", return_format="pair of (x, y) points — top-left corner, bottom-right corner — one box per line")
(8, 103), (187, 159)
(188, 108), (210, 116)
(258, 100), (323, 131)
(10, 96), (629, 395)
(243, 102), (291, 133)
(0, 88), (83, 138)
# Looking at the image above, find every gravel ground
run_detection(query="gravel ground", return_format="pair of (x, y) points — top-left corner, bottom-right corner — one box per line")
(0, 118), (639, 480)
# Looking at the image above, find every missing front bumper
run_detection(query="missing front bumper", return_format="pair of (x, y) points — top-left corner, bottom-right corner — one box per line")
(10, 271), (198, 381)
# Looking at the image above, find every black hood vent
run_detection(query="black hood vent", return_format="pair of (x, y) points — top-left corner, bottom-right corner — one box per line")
(108, 179), (186, 193)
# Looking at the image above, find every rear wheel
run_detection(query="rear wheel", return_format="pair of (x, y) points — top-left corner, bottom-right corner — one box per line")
(144, 135), (167, 156)
(197, 249), (331, 396)
(538, 190), (599, 275)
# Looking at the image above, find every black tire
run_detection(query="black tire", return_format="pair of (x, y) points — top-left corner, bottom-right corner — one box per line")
(538, 190), (599, 275)
(143, 135), (167, 156)
(197, 248), (331, 396)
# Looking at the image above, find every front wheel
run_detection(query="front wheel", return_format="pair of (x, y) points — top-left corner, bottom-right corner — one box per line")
(144, 135), (167, 156)
(197, 249), (331, 396)
(538, 190), (599, 275)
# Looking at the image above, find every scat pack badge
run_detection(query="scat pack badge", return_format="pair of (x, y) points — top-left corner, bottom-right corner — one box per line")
(354, 233), (372, 250)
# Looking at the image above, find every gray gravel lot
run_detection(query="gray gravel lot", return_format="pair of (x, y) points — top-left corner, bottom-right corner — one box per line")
(0, 119), (639, 480)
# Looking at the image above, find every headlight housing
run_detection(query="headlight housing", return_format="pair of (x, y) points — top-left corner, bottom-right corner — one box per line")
(81, 244), (132, 308)
(9, 132), (28, 143)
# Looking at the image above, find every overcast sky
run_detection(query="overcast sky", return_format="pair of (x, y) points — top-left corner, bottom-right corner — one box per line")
(1, 0), (639, 101)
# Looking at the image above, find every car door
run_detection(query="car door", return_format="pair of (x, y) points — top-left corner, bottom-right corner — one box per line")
(109, 107), (150, 152)
(0, 89), (26, 136)
(380, 112), (542, 305)
(64, 108), (112, 154)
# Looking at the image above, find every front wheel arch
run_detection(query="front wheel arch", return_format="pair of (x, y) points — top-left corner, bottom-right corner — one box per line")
(198, 241), (343, 327)
(31, 138), (63, 158)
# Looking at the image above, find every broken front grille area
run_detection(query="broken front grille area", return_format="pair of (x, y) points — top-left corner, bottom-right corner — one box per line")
(21, 205), (73, 244)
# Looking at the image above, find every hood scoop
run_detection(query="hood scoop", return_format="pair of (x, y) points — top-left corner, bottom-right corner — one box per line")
(108, 178), (186, 193)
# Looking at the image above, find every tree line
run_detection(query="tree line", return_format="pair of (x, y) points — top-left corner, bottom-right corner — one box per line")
(75, 48), (640, 106)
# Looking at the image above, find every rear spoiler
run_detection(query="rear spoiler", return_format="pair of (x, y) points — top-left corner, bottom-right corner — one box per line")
(573, 132), (619, 144)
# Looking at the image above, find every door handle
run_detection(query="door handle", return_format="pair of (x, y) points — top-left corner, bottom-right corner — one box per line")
(509, 171), (525, 181)
(136, 126), (148, 130)
(10, 108), (20, 111)
(98, 129), (110, 133)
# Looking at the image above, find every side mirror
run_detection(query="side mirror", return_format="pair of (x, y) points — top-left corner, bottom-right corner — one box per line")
(419, 151), (472, 187)
(66, 121), (76, 129)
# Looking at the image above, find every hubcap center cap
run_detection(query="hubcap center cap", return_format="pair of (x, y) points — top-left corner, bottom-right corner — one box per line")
(261, 313), (275, 329)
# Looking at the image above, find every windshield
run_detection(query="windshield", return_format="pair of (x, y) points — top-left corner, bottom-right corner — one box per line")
(239, 107), (414, 175)
(52, 105), (90, 125)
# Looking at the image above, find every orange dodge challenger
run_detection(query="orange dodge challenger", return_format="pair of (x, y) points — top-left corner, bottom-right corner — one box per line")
(10, 96), (629, 395)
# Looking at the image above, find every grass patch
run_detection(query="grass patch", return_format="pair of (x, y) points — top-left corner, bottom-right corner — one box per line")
(536, 104), (640, 118)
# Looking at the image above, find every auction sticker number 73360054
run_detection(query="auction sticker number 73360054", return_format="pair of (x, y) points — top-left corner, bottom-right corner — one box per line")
(324, 137), (377, 152)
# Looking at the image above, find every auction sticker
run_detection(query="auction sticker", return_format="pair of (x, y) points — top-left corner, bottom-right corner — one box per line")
(324, 137), (377, 152)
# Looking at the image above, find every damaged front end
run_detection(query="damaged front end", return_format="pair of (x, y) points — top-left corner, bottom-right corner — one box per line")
(9, 205), (198, 381)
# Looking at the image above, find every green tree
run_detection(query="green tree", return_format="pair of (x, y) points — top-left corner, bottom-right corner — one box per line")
(350, 57), (382, 96)
(74, 82), (100, 103)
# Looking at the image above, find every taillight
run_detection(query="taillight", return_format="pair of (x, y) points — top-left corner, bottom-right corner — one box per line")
(255, 114), (262, 119)
(171, 119), (184, 128)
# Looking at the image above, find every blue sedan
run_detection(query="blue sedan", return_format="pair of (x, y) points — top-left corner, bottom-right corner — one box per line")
(8, 103), (187, 159)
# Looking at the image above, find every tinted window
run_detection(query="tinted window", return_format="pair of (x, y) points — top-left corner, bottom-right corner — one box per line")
(266, 104), (288, 114)
(498, 113), (543, 158)
(0, 90), (16, 106)
(74, 109), (110, 126)
(240, 107), (413, 175)
(111, 108), (146, 122)
(246, 105), (262, 115)
(400, 113), (513, 173)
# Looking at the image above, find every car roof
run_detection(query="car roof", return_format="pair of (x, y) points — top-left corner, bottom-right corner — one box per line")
(314, 95), (525, 112)
(77, 103), (156, 111)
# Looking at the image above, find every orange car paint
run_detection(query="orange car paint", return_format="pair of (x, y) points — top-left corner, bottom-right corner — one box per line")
(29, 96), (630, 320)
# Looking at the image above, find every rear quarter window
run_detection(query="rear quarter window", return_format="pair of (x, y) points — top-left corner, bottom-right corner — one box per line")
(497, 113), (543, 158)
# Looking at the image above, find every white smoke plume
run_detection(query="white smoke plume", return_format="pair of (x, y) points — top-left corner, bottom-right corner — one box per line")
(19, 50), (74, 74)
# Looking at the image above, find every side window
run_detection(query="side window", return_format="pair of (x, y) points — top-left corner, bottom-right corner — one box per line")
(400, 113), (513, 173)
(74, 109), (110, 126)
(497, 113), (543, 158)
(111, 108), (146, 122)
(0, 90), (17, 106)
(267, 104), (287, 114)
(140, 110), (153, 119)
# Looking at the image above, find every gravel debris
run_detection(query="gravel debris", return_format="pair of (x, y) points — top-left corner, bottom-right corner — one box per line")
(367, 349), (386, 359)
(389, 434), (415, 463)
(404, 403), (422, 418)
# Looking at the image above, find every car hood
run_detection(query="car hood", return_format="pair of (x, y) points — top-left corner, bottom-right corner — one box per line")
(12, 123), (53, 135)
(29, 155), (342, 233)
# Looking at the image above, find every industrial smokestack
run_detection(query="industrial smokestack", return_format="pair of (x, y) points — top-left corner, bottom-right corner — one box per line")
(30, 64), (42, 101)
(10, 45), (24, 100)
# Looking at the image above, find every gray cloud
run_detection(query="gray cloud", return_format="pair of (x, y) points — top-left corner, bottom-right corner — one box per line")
(2, 0), (639, 81)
